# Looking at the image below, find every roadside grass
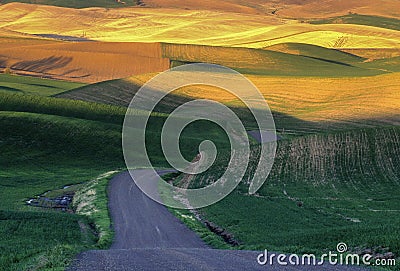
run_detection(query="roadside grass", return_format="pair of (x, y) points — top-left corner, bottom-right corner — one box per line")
(310, 14), (400, 31)
(73, 171), (120, 249)
(169, 209), (231, 249)
(0, 86), (125, 269)
(188, 127), (400, 270)
(0, 74), (84, 96)
(160, 173), (230, 249)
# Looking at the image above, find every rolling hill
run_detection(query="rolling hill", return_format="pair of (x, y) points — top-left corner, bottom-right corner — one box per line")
(56, 71), (400, 134)
(1, 3), (400, 48)
(0, 0), (399, 269)
(3, 40), (395, 83)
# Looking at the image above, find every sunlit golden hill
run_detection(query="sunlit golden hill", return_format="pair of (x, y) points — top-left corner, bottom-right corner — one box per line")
(1, 3), (400, 48)
(58, 71), (400, 133)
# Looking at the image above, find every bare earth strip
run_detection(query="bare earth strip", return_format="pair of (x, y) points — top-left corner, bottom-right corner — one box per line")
(68, 170), (369, 271)
(0, 42), (169, 83)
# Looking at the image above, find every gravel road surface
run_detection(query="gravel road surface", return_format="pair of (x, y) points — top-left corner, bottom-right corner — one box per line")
(68, 170), (369, 271)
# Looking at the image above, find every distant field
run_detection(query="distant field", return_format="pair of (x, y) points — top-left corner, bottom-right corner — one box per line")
(3, 0), (400, 19)
(0, 0), (136, 8)
(277, 0), (400, 19)
(1, 3), (399, 84)
(1, 3), (400, 48)
(339, 48), (400, 60)
(264, 42), (364, 63)
(162, 43), (383, 77)
(4, 39), (398, 83)
(145, 0), (400, 19)
(311, 14), (400, 31)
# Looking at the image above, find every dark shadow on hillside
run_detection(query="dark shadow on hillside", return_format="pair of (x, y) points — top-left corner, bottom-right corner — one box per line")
(11, 56), (73, 73)
(0, 58), (7, 69)
(33, 34), (93, 42)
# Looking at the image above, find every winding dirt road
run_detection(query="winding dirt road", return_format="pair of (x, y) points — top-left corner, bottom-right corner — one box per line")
(68, 170), (368, 271)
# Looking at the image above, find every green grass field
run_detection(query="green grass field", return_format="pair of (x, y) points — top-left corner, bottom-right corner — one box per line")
(184, 127), (400, 270)
(0, 74), (84, 96)
(0, 84), (232, 269)
(0, 108), (124, 270)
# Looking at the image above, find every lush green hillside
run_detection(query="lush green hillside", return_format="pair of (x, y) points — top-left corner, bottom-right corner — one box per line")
(0, 111), (123, 270)
(0, 87), (233, 270)
(0, 89), (128, 269)
(311, 14), (400, 31)
(0, 0), (138, 8)
(189, 127), (400, 269)
(0, 74), (84, 96)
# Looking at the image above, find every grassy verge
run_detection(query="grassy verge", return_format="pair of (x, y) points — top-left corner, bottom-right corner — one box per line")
(169, 208), (231, 249)
(160, 173), (231, 249)
(73, 171), (121, 249)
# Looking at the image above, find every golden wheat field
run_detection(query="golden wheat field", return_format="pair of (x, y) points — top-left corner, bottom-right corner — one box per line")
(127, 72), (400, 126)
(276, 0), (400, 19)
(1, 2), (400, 49)
(145, 0), (400, 19)
(0, 1), (399, 83)
(59, 70), (400, 129)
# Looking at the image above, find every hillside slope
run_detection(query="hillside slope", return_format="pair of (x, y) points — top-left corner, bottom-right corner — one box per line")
(0, 42), (169, 83)
(56, 71), (400, 133)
